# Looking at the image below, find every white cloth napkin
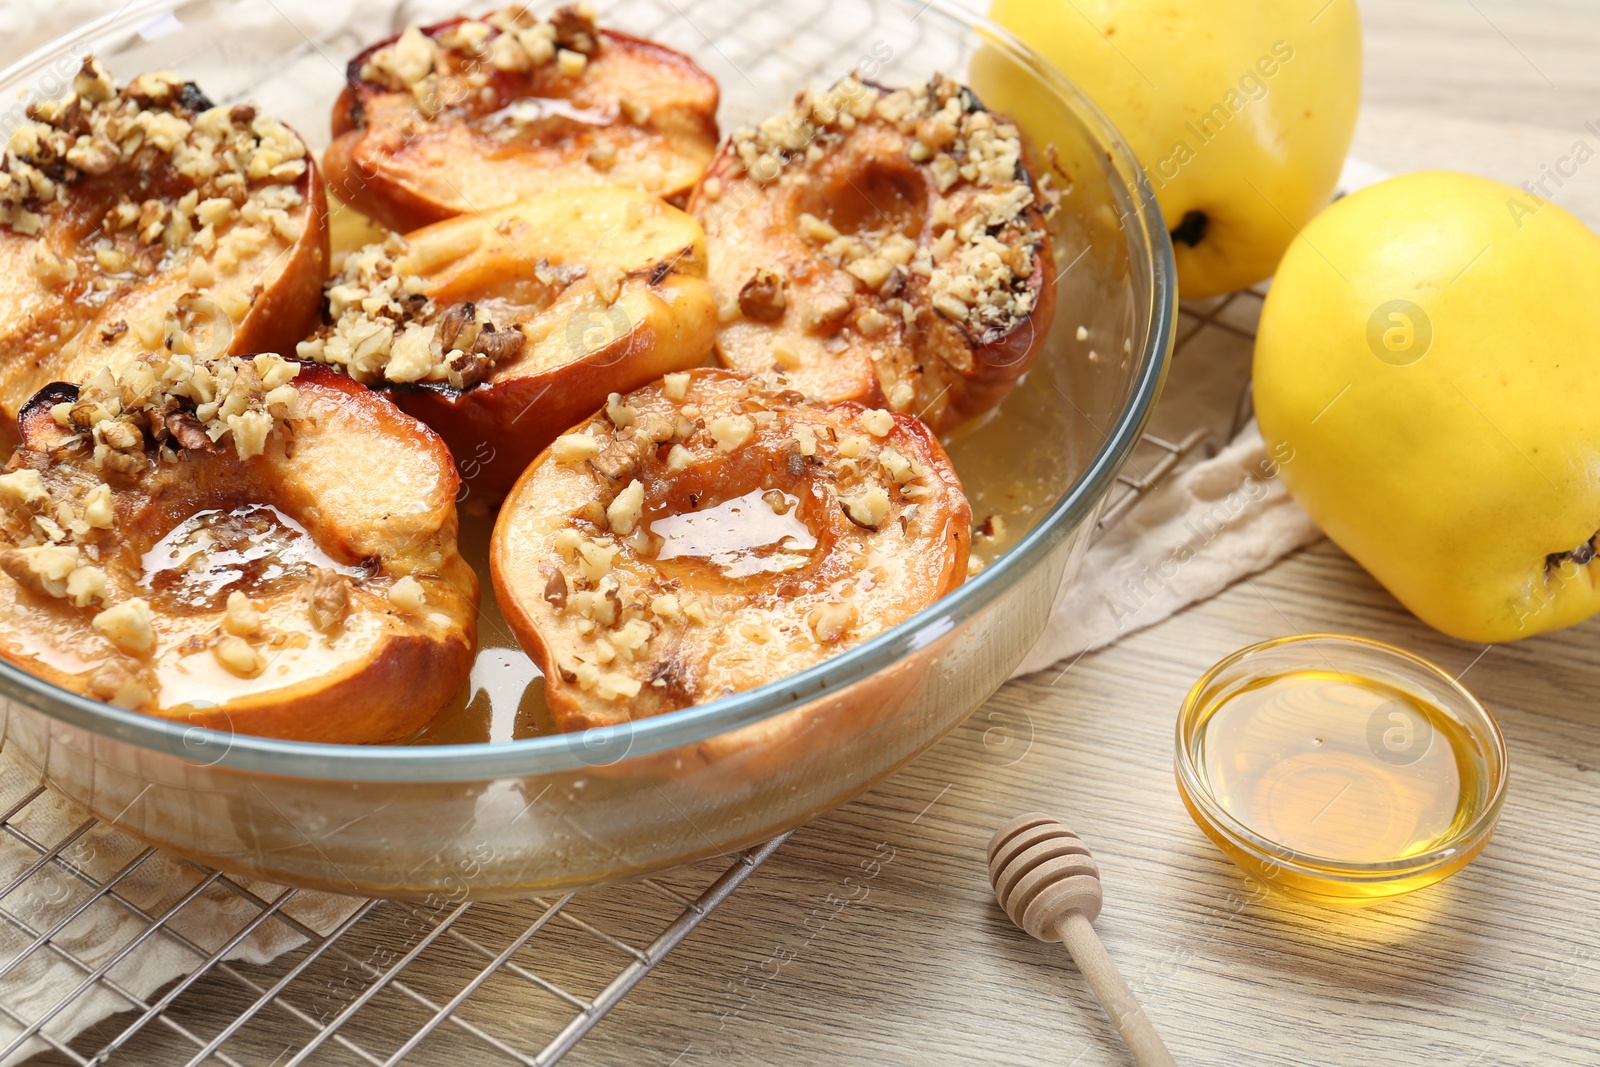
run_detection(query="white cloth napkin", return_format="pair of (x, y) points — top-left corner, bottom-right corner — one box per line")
(1013, 424), (1321, 676)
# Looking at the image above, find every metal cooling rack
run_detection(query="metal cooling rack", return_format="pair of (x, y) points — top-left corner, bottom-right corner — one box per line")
(0, 0), (1268, 1051)
(1096, 288), (1262, 534)
(0, 791), (787, 1067)
(0, 292), (1254, 1067)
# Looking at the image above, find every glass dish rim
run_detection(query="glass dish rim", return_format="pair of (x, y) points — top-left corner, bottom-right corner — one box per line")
(1173, 632), (1510, 883)
(0, 0), (1178, 782)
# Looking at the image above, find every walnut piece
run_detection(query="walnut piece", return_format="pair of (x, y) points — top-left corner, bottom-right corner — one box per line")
(388, 575), (426, 614)
(738, 268), (787, 322)
(298, 239), (526, 390)
(307, 569), (351, 634)
(92, 598), (155, 654)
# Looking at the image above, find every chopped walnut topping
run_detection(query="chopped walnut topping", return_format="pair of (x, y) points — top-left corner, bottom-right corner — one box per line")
(88, 661), (154, 710)
(855, 308), (891, 338)
(728, 77), (874, 184)
(30, 241), (77, 287)
(709, 415), (754, 452)
(65, 565), (108, 608)
(69, 351), (301, 467)
(878, 446), (921, 484)
(552, 433), (602, 463)
(1, 545), (79, 599)
(792, 425), (818, 456)
(606, 479), (645, 536)
(3, 57), (307, 265)
(307, 568), (351, 634)
(364, 26), (438, 89)
(734, 73), (1044, 337)
(840, 485), (891, 529)
(388, 575), (426, 614)
(594, 670), (641, 700)
(605, 393), (638, 427)
(0, 351), (303, 626)
(0, 471), (47, 509)
(738, 268), (787, 322)
(593, 263), (626, 306)
(92, 597), (155, 654)
(360, 5), (605, 119)
(557, 49), (589, 77)
(975, 513), (1009, 543)
(544, 569), (569, 609)
(554, 528), (584, 557)
(837, 435), (870, 459)
(860, 409), (894, 437)
(798, 213), (839, 244)
(662, 372), (691, 400)
(213, 635), (265, 677)
(802, 291), (853, 331)
(577, 540), (618, 582)
(82, 483), (114, 528)
(224, 590), (262, 636)
(807, 601), (857, 643)
(298, 235), (527, 390)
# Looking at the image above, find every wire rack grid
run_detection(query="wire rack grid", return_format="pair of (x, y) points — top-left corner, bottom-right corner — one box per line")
(1096, 287), (1263, 535)
(0, 0), (1267, 1056)
(0, 289), (1256, 1067)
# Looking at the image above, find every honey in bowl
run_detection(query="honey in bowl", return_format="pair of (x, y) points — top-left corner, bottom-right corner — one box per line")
(1175, 635), (1508, 905)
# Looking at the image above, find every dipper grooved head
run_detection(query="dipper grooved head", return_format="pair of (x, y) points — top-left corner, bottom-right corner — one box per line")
(987, 812), (1102, 941)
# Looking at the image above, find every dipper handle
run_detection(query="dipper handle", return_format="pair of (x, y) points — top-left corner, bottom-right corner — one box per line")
(1056, 910), (1177, 1067)
(988, 813), (1177, 1067)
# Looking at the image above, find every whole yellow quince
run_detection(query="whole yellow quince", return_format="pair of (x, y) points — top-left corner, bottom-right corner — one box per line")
(987, 0), (1362, 298)
(1255, 171), (1600, 643)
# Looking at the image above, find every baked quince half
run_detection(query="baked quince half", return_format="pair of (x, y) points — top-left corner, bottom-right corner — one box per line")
(0, 58), (328, 441)
(325, 3), (720, 232)
(0, 352), (477, 744)
(491, 369), (971, 731)
(297, 187), (717, 498)
(689, 74), (1057, 434)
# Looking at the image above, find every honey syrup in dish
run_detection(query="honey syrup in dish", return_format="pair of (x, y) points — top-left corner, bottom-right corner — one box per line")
(403, 506), (556, 745)
(649, 488), (815, 579)
(141, 504), (367, 606)
(1191, 670), (1486, 873)
(405, 489), (823, 743)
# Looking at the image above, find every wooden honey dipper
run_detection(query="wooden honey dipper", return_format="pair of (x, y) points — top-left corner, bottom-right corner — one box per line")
(988, 813), (1177, 1067)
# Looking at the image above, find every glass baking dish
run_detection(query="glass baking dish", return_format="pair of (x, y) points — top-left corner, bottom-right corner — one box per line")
(0, 0), (1175, 897)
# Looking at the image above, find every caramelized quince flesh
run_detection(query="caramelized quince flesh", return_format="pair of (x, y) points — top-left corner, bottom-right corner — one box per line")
(0, 72), (328, 441)
(304, 187), (717, 498)
(326, 9), (719, 232)
(491, 369), (971, 731)
(689, 75), (1056, 434)
(0, 364), (477, 743)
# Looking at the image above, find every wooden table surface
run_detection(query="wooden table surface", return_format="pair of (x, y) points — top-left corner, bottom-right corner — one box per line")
(3, 2), (1593, 1064)
(563, 3), (1600, 1064)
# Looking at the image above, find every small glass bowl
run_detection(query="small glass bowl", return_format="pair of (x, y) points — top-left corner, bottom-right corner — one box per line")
(1174, 634), (1508, 905)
